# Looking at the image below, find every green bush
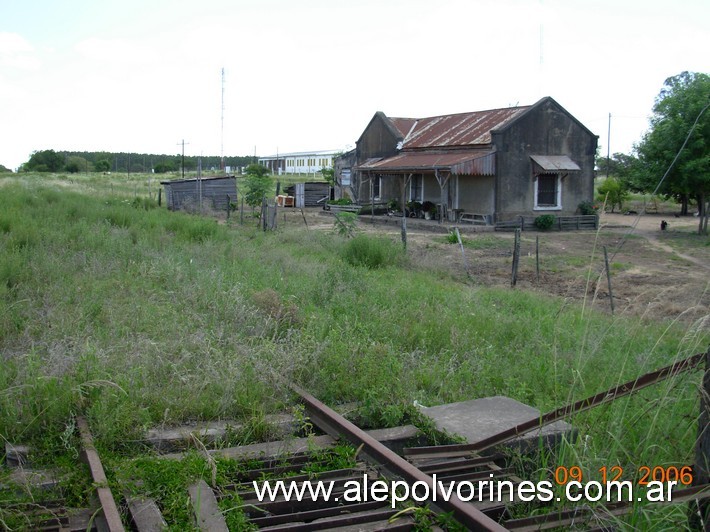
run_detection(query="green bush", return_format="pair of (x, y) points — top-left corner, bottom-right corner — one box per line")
(342, 235), (399, 269)
(596, 176), (629, 213)
(327, 198), (353, 206)
(534, 214), (556, 230)
(577, 200), (598, 216)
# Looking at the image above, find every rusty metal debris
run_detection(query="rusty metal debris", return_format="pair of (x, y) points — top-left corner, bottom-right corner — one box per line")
(291, 383), (508, 531)
(405, 351), (705, 460)
(503, 484), (710, 531)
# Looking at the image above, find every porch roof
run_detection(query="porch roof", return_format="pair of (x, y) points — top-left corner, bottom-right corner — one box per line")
(355, 150), (495, 176)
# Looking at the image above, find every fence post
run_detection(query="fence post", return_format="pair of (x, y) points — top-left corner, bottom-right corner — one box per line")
(511, 228), (521, 287)
(158, 188), (162, 207)
(690, 348), (710, 529)
(603, 245), (615, 315)
(455, 227), (471, 280)
(536, 235), (540, 283)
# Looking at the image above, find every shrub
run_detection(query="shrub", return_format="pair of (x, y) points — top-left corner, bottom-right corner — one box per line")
(333, 212), (357, 238)
(534, 214), (555, 230)
(327, 198), (353, 206)
(596, 176), (629, 213)
(342, 235), (399, 269)
(578, 200), (598, 216)
(445, 230), (462, 244)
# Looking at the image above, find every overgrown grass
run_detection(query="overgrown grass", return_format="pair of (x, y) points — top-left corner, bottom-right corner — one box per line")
(0, 175), (707, 529)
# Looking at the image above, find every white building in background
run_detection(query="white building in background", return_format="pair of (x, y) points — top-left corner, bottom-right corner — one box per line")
(258, 149), (340, 175)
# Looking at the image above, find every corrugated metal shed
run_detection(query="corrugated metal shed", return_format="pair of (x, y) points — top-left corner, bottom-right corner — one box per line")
(161, 176), (236, 211)
(356, 150), (495, 176)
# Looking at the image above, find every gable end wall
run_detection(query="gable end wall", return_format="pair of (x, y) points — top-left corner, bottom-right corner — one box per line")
(492, 99), (598, 220)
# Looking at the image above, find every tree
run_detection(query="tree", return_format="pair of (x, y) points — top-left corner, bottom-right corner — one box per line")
(242, 164), (272, 207)
(95, 159), (111, 172)
(65, 156), (91, 174)
(24, 149), (64, 172)
(154, 161), (177, 174)
(635, 71), (710, 234)
(596, 176), (630, 213)
(0, 164), (12, 173)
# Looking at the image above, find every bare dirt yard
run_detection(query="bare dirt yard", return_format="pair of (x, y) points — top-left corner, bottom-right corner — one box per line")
(288, 209), (709, 324)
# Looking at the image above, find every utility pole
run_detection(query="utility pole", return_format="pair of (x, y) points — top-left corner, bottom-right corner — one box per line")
(177, 139), (190, 179)
(221, 68), (225, 173)
(606, 113), (611, 179)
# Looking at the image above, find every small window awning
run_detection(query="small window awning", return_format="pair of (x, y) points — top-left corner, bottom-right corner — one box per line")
(530, 155), (580, 173)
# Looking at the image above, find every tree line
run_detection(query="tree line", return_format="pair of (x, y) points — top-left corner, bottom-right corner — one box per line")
(594, 71), (709, 234)
(18, 151), (258, 174)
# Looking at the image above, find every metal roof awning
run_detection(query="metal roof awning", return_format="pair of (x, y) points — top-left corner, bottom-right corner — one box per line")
(355, 150), (495, 176)
(530, 155), (581, 173)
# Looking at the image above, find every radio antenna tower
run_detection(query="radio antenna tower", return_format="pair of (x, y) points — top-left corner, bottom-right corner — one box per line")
(221, 67), (225, 173)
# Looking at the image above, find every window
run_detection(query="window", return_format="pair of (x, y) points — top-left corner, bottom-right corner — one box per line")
(373, 176), (381, 199)
(534, 173), (561, 210)
(410, 175), (423, 202)
(341, 168), (351, 186)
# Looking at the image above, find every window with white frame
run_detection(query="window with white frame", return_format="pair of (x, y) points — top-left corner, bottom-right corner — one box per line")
(409, 175), (423, 202)
(534, 173), (561, 210)
(373, 176), (381, 199)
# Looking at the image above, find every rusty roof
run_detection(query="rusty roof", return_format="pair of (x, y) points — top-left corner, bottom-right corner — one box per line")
(389, 117), (418, 138)
(394, 107), (529, 149)
(356, 150), (496, 176)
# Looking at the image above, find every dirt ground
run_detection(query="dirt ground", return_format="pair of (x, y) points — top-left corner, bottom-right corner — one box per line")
(289, 209), (709, 324)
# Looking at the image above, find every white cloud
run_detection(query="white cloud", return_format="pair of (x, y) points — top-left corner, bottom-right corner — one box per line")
(0, 32), (41, 70)
(74, 37), (160, 65)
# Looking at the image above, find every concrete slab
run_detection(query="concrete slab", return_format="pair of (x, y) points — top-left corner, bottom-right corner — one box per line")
(5, 443), (30, 467)
(419, 396), (575, 451)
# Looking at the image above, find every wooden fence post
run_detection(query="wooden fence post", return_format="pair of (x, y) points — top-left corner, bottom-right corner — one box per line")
(511, 228), (521, 287)
(690, 347), (710, 530)
(536, 235), (540, 283)
(603, 245), (615, 315)
(455, 227), (471, 280)
(158, 188), (162, 207)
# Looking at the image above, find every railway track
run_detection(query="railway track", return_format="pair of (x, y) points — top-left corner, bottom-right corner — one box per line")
(2, 350), (709, 530)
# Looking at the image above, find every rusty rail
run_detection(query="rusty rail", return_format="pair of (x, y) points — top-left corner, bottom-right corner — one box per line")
(406, 351), (705, 459)
(290, 383), (507, 531)
(503, 483), (710, 530)
(77, 416), (125, 532)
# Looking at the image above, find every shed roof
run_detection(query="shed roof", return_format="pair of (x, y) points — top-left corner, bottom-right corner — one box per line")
(160, 176), (235, 185)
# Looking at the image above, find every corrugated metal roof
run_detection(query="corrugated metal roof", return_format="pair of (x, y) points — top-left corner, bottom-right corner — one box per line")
(392, 107), (529, 149)
(160, 176), (236, 185)
(530, 155), (580, 172)
(356, 150), (495, 176)
(389, 117), (418, 138)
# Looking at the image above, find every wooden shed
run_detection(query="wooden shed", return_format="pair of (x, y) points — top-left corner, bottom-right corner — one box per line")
(161, 176), (236, 212)
(284, 182), (332, 208)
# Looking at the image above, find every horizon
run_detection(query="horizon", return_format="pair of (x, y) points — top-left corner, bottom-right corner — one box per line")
(2, 0), (709, 171)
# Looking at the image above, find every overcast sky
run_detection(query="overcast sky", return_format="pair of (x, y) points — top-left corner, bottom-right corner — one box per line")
(1, 0), (708, 170)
